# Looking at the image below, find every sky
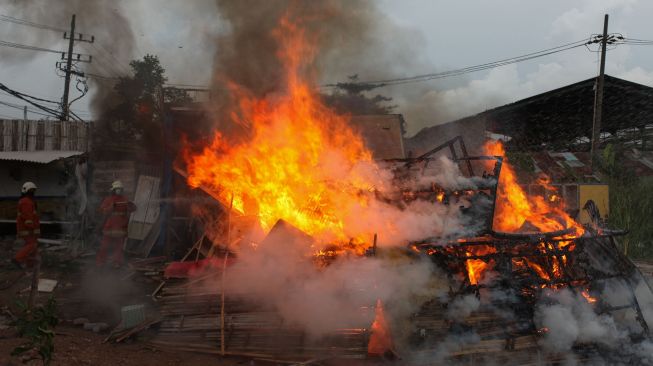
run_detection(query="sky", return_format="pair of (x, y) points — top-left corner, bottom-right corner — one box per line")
(0, 0), (652, 136)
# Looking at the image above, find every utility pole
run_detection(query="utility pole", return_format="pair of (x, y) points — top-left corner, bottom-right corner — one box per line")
(61, 14), (76, 122)
(590, 14), (609, 172)
(60, 14), (93, 121)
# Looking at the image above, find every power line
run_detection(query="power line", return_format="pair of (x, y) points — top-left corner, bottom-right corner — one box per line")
(80, 48), (123, 79)
(326, 39), (591, 89)
(85, 72), (119, 81)
(90, 43), (132, 75)
(0, 82), (61, 118)
(0, 86), (59, 105)
(0, 39), (63, 55)
(0, 99), (56, 118)
(620, 37), (653, 46)
(0, 14), (67, 33)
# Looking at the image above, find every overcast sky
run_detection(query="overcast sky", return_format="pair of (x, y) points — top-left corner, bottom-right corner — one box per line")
(1, 0), (652, 136)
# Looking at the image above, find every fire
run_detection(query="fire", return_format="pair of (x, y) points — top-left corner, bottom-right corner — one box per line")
(484, 141), (583, 237)
(466, 259), (488, 285)
(184, 17), (380, 246)
(465, 245), (496, 285)
(581, 289), (597, 304)
(524, 258), (551, 281)
(367, 299), (394, 356)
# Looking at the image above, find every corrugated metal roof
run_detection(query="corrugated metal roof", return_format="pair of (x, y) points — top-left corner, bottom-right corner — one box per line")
(0, 150), (84, 164)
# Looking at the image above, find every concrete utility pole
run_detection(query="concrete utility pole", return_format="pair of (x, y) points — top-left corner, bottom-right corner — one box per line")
(61, 14), (76, 122)
(590, 14), (609, 172)
(60, 14), (93, 121)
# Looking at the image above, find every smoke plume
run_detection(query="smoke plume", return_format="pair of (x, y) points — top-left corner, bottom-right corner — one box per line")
(208, 0), (435, 133)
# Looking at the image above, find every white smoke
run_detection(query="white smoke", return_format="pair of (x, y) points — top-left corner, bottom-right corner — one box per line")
(213, 231), (438, 340)
(535, 288), (624, 352)
(445, 294), (480, 320)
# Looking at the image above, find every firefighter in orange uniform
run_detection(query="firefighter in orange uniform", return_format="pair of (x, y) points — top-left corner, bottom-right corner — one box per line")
(96, 181), (136, 267)
(13, 182), (40, 268)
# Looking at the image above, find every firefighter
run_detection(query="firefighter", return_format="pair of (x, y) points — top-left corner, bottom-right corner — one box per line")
(13, 182), (40, 268)
(96, 180), (136, 267)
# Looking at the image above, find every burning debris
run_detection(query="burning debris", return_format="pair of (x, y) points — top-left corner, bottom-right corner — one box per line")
(145, 5), (653, 365)
(163, 126), (653, 363)
(3, 1), (653, 365)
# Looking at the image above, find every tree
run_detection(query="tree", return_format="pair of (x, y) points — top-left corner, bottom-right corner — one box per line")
(93, 54), (190, 159)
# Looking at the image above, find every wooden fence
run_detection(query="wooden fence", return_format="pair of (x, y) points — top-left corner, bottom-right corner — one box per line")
(0, 119), (90, 152)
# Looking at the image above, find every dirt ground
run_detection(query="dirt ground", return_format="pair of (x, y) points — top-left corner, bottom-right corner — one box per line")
(0, 238), (246, 366)
(0, 239), (381, 366)
(0, 325), (242, 366)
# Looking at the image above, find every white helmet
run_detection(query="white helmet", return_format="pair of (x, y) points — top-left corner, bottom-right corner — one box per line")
(110, 180), (124, 191)
(21, 181), (37, 194)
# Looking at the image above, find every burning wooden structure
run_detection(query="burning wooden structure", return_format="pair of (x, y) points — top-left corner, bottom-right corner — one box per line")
(150, 134), (653, 364)
(147, 14), (653, 364)
(400, 141), (653, 364)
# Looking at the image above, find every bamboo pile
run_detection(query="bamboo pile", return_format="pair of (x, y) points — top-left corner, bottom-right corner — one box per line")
(409, 300), (553, 364)
(149, 270), (370, 361)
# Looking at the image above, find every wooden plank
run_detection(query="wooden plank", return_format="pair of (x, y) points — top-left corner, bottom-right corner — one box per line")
(128, 175), (161, 240)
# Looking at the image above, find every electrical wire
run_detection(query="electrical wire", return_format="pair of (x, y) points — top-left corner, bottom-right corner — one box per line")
(84, 72), (119, 81)
(1, 89), (91, 117)
(0, 39), (63, 54)
(0, 14), (66, 33)
(0, 83), (61, 118)
(324, 38), (592, 89)
(78, 44), (124, 78)
(0, 99), (56, 118)
(90, 43), (132, 75)
(0, 84), (59, 105)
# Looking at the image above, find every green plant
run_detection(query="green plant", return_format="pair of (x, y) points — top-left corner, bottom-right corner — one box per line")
(607, 176), (653, 259)
(11, 297), (59, 365)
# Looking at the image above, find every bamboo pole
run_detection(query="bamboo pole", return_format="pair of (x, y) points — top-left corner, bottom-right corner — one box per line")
(221, 194), (234, 356)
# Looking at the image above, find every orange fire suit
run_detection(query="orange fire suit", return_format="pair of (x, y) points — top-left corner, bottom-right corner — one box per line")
(14, 195), (40, 265)
(96, 194), (136, 266)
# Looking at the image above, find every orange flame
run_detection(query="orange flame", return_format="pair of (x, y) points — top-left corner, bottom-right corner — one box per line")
(525, 258), (551, 281)
(466, 259), (488, 285)
(465, 245), (496, 285)
(368, 299), (394, 356)
(581, 289), (597, 304)
(485, 141), (583, 237)
(184, 17), (380, 247)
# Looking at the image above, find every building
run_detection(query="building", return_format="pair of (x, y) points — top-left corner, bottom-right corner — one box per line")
(404, 75), (653, 225)
(0, 119), (88, 235)
(406, 75), (653, 155)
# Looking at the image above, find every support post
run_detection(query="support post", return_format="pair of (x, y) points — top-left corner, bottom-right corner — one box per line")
(220, 195), (234, 356)
(590, 14), (609, 171)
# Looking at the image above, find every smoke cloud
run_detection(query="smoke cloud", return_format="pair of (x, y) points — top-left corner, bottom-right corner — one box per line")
(201, 230), (438, 341)
(535, 289), (623, 352)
